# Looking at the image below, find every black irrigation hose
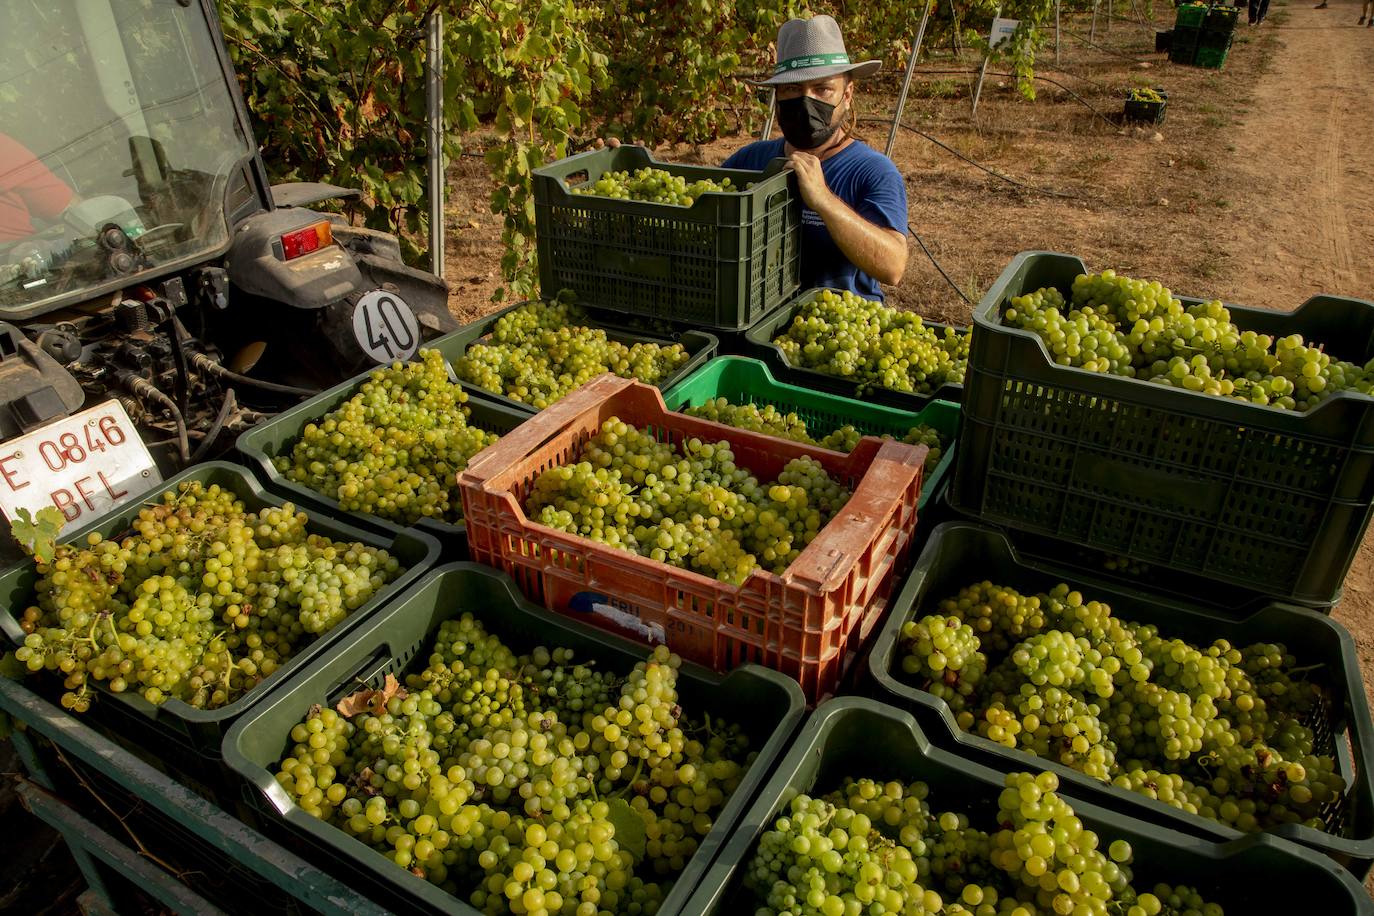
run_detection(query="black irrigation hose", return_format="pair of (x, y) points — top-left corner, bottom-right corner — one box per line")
(1061, 27), (1155, 63)
(883, 69), (1119, 126)
(909, 223), (973, 305)
(860, 118), (1085, 199)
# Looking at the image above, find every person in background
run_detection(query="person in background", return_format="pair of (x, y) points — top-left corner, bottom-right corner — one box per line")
(0, 132), (74, 243)
(1249, 0), (1271, 24)
(722, 15), (908, 301)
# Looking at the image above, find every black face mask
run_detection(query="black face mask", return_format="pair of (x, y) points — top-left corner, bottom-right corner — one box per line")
(777, 95), (842, 151)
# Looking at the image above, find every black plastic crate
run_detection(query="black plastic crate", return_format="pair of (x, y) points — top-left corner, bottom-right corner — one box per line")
(0, 461), (440, 801)
(1124, 90), (1168, 124)
(534, 145), (801, 331)
(225, 563), (807, 915)
(864, 520), (1374, 878)
(684, 698), (1374, 914)
(951, 251), (1374, 606)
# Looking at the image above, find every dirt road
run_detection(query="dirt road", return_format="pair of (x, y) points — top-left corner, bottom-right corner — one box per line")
(1223, 0), (1374, 309)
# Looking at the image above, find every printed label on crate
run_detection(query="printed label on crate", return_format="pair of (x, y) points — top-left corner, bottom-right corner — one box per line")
(569, 591), (667, 644)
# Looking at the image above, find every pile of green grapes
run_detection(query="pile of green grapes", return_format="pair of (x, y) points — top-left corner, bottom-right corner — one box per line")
(683, 397), (946, 469)
(896, 581), (1346, 836)
(772, 290), (970, 395)
(1127, 87), (1165, 103)
(745, 769), (1224, 916)
(1004, 269), (1374, 410)
(13, 482), (402, 712)
(525, 417), (853, 585)
(453, 302), (693, 409)
(572, 167), (738, 206)
(273, 621), (754, 916)
(275, 350), (500, 526)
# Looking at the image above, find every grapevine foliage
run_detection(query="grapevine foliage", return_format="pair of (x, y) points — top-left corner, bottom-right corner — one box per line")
(219, 0), (1059, 292)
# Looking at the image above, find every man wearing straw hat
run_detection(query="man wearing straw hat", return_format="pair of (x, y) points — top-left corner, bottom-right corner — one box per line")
(724, 15), (908, 301)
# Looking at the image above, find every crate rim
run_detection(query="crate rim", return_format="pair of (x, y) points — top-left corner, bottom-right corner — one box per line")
(534, 143), (794, 214)
(864, 518), (1374, 866)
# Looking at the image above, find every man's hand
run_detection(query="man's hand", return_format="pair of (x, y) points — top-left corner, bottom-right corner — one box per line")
(787, 150), (834, 210)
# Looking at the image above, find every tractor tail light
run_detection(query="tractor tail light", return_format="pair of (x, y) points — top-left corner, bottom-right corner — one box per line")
(279, 221), (333, 260)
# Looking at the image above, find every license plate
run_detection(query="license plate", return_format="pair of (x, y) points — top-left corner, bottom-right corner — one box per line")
(0, 401), (161, 535)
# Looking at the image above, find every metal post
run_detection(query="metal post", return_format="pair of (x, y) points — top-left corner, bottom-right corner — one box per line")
(1090, 0), (1099, 43)
(1055, 0), (1062, 64)
(886, 0), (935, 157)
(1106, 0), (1113, 33)
(971, 5), (1003, 117)
(761, 88), (776, 140)
(425, 11), (445, 280)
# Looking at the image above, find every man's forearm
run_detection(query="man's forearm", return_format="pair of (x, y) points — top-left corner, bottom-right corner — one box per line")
(811, 191), (908, 285)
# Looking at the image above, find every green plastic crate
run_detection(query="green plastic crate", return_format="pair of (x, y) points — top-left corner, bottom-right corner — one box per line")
(1199, 24), (1234, 49)
(1, 673), (384, 916)
(435, 299), (718, 415)
(534, 145), (801, 331)
(1124, 90), (1168, 125)
(951, 251), (1374, 606)
(684, 697), (1374, 915)
(237, 357), (529, 551)
(1196, 43), (1230, 68)
(0, 461), (439, 795)
(661, 356), (959, 512)
(1175, 3), (1208, 27)
(1168, 26), (1199, 64)
(1205, 4), (1240, 30)
(863, 520), (1374, 878)
(742, 289), (968, 410)
(223, 563), (807, 915)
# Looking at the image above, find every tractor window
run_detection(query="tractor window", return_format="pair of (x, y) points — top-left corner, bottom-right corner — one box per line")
(0, 0), (255, 315)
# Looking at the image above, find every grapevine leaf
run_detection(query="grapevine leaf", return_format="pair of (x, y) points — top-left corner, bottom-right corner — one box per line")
(11, 506), (65, 564)
(606, 798), (647, 861)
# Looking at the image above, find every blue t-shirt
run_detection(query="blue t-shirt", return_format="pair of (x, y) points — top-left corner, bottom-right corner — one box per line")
(722, 138), (907, 301)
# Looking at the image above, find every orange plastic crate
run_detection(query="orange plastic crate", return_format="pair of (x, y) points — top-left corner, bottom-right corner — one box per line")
(457, 375), (928, 701)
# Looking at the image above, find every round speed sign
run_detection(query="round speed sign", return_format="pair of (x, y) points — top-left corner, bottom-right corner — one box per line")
(351, 289), (421, 363)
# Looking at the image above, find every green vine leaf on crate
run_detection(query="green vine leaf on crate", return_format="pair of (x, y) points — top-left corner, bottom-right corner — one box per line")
(606, 797), (647, 861)
(11, 506), (64, 564)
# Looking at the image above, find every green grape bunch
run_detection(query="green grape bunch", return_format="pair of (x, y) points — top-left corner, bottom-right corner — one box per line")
(572, 167), (739, 207)
(271, 616), (754, 915)
(524, 417), (854, 585)
(895, 579), (1348, 838)
(772, 289), (970, 395)
(743, 768), (1227, 916)
(683, 396), (947, 470)
(13, 482), (403, 713)
(453, 301), (692, 409)
(1004, 269), (1374, 411)
(275, 350), (500, 526)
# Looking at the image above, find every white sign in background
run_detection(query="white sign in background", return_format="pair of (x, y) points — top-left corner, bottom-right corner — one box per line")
(990, 17), (1022, 49)
(0, 401), (161, 536)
